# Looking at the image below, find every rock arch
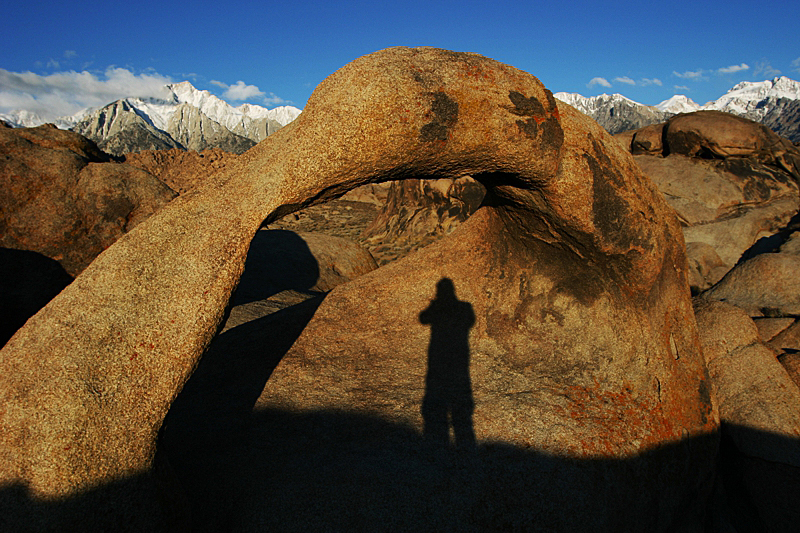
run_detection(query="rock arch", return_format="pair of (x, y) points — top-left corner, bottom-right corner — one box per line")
(0, 48), (717, 529)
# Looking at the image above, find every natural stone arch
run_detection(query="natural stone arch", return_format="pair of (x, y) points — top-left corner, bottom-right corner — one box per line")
(0, 47), (717, 529)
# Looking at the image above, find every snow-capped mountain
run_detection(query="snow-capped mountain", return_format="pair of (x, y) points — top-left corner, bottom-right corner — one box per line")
(0, 108), (85, 129)
(703, 76), (800, 119)
(655, 95), (701, 114)
(553, 92), (672, 134)
(160, 82), (300, 133)
(700, 77), (800, 142)
(555, 76), (800, 142)
(2, 80), (302, 155)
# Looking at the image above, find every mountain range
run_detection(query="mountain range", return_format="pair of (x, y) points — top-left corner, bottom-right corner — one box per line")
(556, 76), (800, 142)
(0, 81), (302, 156)
(1, 77), (798, 155)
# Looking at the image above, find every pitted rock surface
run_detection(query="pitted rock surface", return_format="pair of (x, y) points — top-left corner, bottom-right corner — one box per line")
(1, 48), (717, 531)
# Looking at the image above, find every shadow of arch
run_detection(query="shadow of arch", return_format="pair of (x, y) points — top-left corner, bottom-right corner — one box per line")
(160, 229), (326, 531)
(0, 248), (73, 347)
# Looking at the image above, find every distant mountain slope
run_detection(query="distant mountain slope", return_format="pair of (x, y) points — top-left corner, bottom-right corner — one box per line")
(1, 81), (301, 155)
(553, 92), (673, 134)
(71, 100), (182, 155)
(556, 76), (800, 141)
(758, 98), (800, 143)
(165, 103), (255, 154)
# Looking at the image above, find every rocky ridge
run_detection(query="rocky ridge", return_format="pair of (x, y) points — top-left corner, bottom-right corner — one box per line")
(553, 92), (673, 134)
(3, 81), (301, 156)
(615, 110), (800, 292)
(556, 76), (800, 142)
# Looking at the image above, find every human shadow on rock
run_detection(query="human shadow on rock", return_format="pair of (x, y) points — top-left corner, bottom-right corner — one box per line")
(419, 278), (476, 449)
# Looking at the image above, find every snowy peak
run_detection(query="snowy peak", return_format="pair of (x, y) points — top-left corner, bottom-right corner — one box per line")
(166, 82), (244, 131)
(722, 76), (800, 102)
(704, 76), (800, 118)
(553, 92), (671, 134)
(0, 109), (46, 128)
(553, 92), (639, 114)
(656, 95), (701, 114)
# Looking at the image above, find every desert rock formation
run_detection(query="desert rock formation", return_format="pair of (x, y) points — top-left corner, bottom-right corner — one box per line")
(617, 111), (800, 292)
(0, 123), (176, 276)
(123, 148), (238, 195)
(2, 48), (718, 530)
(694, 300), (800, 531)
(361, 176), (485, 264)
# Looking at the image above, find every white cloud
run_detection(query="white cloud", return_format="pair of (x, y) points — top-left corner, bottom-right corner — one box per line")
(673, 70), (704, 79)
(640, 78), (662, 87)
(614, 76), (636, 85)
(718, 63), (749, 74)
(754, 60), (781, 78)
(0, 67), (173, 120)
(587, 77), (611, 88)
(64, 50), (77, 59)
(793, 57), (800, 73)
(46, 59), (60, 69)
(211, 79), (290, 106)
(262, 93), (291, 106)
(222, 80), (265, 101)
(674, 85), (691, 91)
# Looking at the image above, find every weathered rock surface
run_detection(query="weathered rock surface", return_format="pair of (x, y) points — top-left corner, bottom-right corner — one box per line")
(0, 124), (176, 275)
(665, 111), (800, 178)
(123, 148), (237, 194)
(769, 319), (800, 356)
(701, 253), (800, 317)
(628, 123), (665, 155)
(753, 317), (796, 342)
(1, 48), (716, 531)
(362, 176), (486, 264)
(694, 300), (800, 531)
(685, 242), (730, 291)
(618, 111), (800, 292)
(339, 182), (392, 205)
(779, 352), (800, 389)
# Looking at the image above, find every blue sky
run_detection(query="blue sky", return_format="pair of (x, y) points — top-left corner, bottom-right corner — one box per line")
(2, 0), (799, 120)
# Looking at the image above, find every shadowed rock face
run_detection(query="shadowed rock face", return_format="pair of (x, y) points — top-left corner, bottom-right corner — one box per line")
(0, 48), (717, 530)
(361, 176), (486, 264)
